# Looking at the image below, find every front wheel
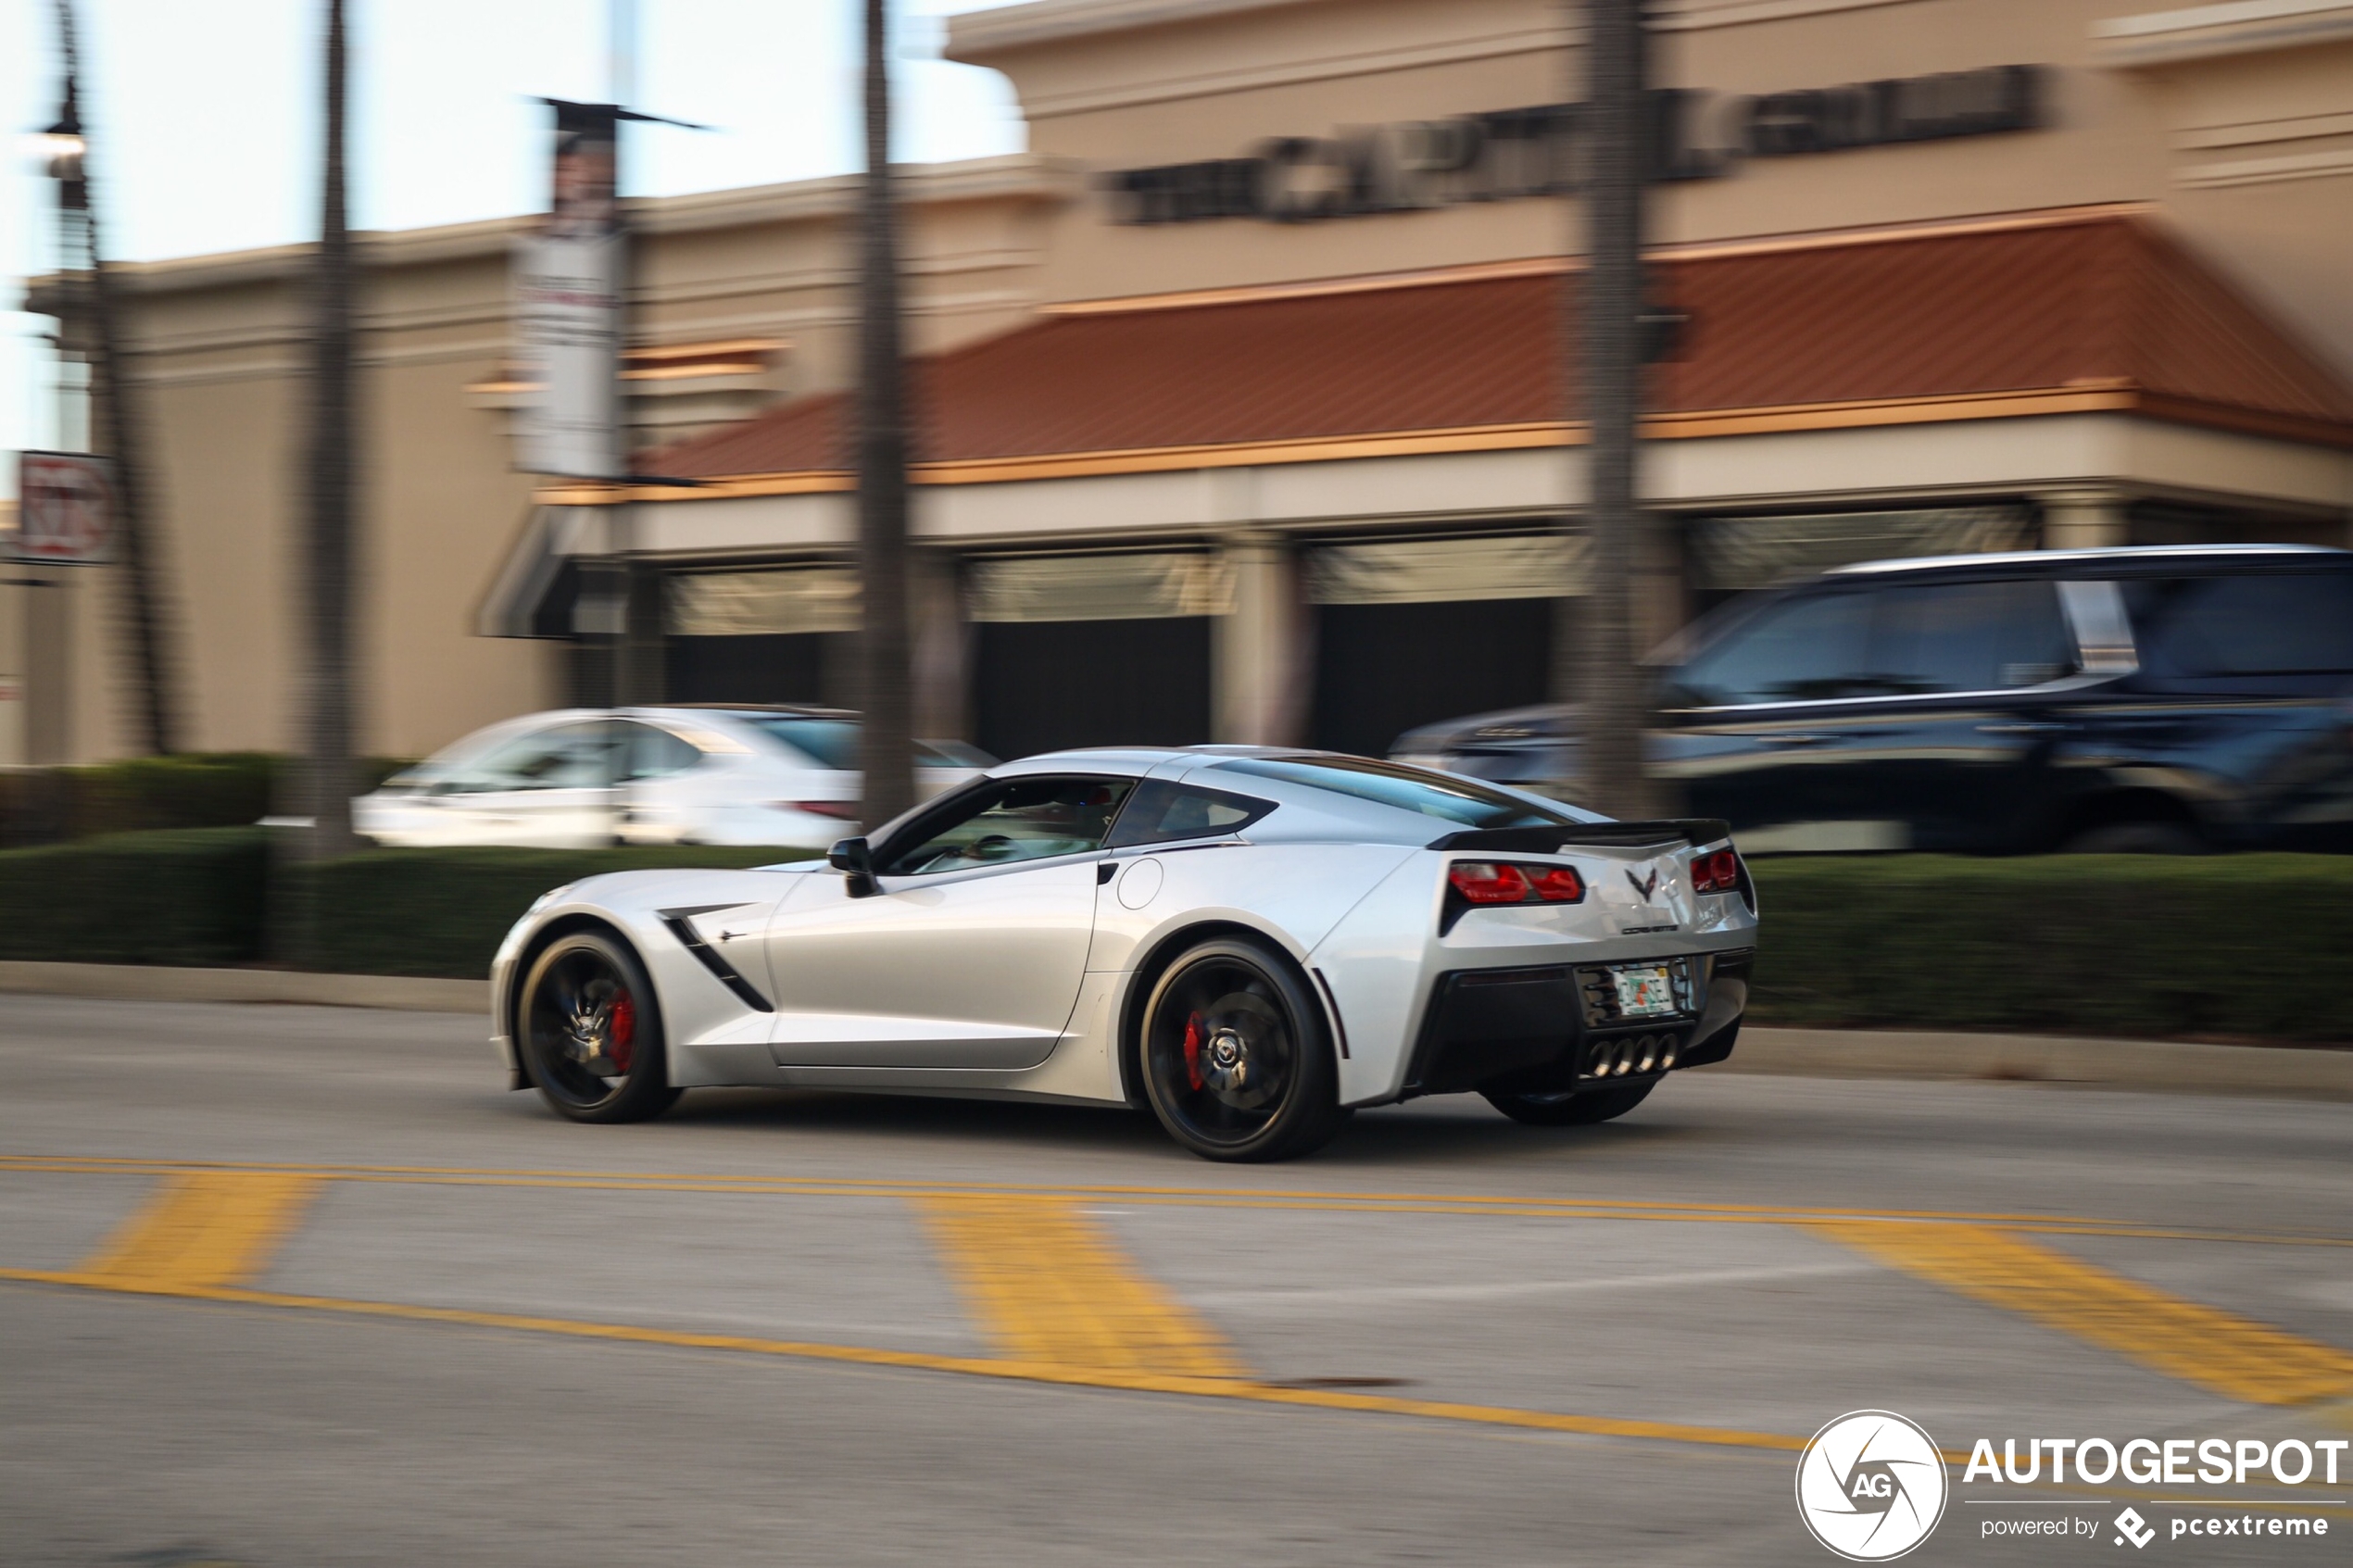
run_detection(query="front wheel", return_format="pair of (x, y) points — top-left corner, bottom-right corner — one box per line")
(1481, 1081), (1654, 1127)
(518, 931), (682, 1124)
(1138, 936), (1350, 1162)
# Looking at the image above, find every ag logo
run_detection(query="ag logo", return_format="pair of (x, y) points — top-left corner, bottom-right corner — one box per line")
(1795, 1411), (1949, 1561)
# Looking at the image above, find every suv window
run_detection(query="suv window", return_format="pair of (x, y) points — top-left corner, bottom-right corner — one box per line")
(2125, 574), (2353, 676)
(879, 776), (1135, 875)
(1672, 581), (2071, 707)
(1869, 581), (2073, 695)
(1673, 592), (1873, 706)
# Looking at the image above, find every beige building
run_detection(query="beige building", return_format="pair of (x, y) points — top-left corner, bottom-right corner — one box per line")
(15, 0), (2353, 765)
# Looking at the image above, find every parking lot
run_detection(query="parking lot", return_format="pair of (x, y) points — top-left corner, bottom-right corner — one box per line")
(4, 995), (2348, 1566)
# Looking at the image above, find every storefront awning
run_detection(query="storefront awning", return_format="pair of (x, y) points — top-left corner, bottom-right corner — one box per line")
(620, 207), (2353, 499)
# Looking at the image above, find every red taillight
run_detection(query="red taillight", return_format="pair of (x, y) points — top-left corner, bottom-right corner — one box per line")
(1529, 865), (1584, 902)
(1448, 862), (1531, 904)
(1692, 848), (1743, 894)
(1447, 861), (1585, 906)
(784, 800), (862, 821)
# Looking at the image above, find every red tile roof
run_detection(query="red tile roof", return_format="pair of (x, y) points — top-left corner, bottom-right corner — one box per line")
(639, 209), (2353, 483)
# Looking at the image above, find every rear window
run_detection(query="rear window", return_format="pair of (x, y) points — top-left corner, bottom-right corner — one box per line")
(2125, 574), (2353, 676)
(1211, 756), (1575, 830)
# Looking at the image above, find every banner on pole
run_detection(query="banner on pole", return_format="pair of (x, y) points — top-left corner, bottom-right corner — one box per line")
(514, 101), (623, 480)
(11, 450), (116, 564)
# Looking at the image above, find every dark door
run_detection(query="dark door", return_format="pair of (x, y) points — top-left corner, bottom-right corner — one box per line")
(1655, 588), (1880, 843)
(1657, 578), (2078, 851)
(1311, 597), (1553, 759)
(974, 618), (1212, 761)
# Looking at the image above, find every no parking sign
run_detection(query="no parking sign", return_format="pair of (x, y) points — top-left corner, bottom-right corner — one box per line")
(13, 451), (116, 565)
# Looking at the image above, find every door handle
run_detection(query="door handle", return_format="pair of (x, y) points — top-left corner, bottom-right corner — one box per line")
(1976, 721), (2067, 735)
(1758, 733), (1836, 747)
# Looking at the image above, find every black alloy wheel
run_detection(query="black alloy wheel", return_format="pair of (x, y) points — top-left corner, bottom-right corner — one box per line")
(1139, 936), (1349, 1162)
(1481, 1080), (1654, 1127)
(519, 931), (682, 1124)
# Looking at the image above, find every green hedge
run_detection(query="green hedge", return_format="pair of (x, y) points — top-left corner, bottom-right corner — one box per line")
(277, 844), (815, 977)
(1744, 855), (2353, 1042)
(0, 827), (271, 966)
(0, 832), (2345, 1042)
(0, 753), (412, 846)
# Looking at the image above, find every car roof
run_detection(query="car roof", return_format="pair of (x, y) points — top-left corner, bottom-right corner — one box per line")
(1825, 544), (2349, 580)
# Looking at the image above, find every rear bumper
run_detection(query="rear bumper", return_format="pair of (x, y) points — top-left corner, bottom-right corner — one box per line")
(1403, 948), (1753, 1098)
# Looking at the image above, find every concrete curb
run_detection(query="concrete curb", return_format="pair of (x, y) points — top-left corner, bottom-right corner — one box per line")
(0, 960), (487, 1014)
(1722, 1026), (2353, 1100)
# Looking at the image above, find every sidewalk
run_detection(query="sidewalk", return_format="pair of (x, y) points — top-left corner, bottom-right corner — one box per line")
(1, 960), (2345, 1099)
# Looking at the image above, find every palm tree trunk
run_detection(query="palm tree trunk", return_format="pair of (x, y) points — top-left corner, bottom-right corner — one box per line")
(855, 0), (916, 831)
(53, 0), (179, 756)
(301, 0), (358, 858)
(1568, 0), (1656, 820)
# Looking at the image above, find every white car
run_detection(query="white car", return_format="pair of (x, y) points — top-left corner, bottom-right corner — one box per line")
(357, 706), (991, 849)
(489, 746), (1759, 1161)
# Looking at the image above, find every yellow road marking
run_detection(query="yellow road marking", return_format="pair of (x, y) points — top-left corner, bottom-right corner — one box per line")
(0, 1264), (1803, 1453)
(914, 1194), (1247, 1379)
(77, 1173), (323, 1289)
(1809, 1220), (2353, 1407)
(7, 1155), (2348, 1249)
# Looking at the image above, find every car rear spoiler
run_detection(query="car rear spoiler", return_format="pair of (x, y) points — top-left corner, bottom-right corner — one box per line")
(1426, 818), (1733, 853)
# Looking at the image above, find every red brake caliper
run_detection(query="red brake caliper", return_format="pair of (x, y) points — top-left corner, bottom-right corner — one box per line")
(609, 990), (637, 1073)
(1182, 1012), (1204, 1091)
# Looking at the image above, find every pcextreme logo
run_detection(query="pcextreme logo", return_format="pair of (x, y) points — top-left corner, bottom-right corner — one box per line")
(1796, 1411), (1951, 1562)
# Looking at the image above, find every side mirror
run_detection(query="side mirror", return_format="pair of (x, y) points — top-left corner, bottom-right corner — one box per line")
(827, 836), (878, 898)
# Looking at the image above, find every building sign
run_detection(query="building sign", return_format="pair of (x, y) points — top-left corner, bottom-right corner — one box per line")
(514, 100), (625, 479)
(1105, 65), (2045, 225)
(10, 450), (115, 564)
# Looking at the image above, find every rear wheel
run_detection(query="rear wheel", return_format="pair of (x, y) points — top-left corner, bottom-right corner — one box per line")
(1138, 936), (1350, 1162)
(1481, 1081), (1654, 1127)
(519, 931), (681, 1124)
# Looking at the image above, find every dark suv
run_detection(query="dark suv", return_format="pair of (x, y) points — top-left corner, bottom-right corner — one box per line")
(1391, 546), (2353, 853)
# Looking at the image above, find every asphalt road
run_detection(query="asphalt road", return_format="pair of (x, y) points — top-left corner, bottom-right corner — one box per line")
(3, 996), (2348, 1567)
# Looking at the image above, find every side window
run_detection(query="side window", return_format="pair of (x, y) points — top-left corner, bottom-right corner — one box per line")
(1867, 581), (2073, 695)
(624, 723), (703, 781)
(2127, 574), (2353, 676)
(438, 722), (614, 792)
(878, 776), (1136, 876)
(1671, 592), (1875, 707)
(1103, 780), (1275, 849)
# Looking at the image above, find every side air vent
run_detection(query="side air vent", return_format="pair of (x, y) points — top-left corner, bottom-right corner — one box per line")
(657, 905), (773, 1012)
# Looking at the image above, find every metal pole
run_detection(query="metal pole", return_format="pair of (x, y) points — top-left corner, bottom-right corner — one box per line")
(855, 0), (917, 831)
(1570, 0), (1655, 821)
(298, 0), (359, 858)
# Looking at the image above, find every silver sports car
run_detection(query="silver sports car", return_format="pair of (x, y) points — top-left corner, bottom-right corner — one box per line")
(491, 747), (1759, 1161)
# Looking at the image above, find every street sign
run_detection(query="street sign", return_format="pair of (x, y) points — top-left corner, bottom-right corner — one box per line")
(12, 450), (116, 564)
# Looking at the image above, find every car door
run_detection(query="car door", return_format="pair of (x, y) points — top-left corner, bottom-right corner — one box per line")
(1837, 577), (2081, 849)
(413, 720), (619, 847)
(760, 774), (1135, 1069)
(610, 721), (708, 846)
(1653, 587), (1881, 845)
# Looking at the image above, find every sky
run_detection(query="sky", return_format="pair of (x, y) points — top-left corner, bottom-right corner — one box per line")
(1, 0), (1033, 486)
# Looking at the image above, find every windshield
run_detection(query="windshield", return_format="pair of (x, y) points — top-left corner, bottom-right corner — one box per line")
(1211, 756), (1577, 830)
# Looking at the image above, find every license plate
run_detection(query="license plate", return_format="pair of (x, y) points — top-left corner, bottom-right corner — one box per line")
(1612, 964), (1678, 1018)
